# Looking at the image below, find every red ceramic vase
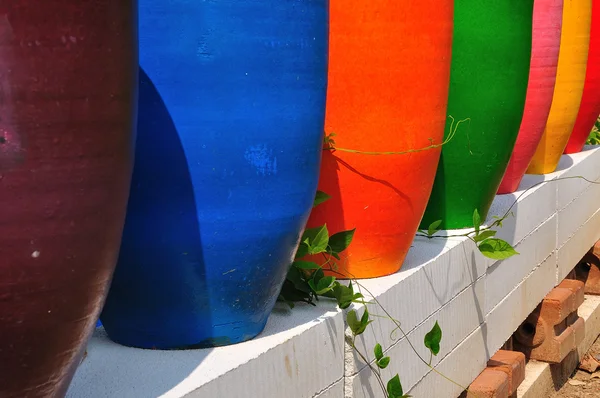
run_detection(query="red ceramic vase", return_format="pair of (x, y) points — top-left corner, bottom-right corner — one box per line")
(0, 3), (137, 397)
(498, 0), (563, 193)
(564, 0), (600, 154)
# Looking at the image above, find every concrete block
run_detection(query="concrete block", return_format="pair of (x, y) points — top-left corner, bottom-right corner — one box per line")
(557, 181), (600, 248)
(489, 174), (557, 247)
(485, 254), (557, 356)
(347, 276), (485, 396)
(67, 303), (344, 398)
(556, 147), (600, 210)
(485, 215), (557, 314)
(407, 326), (489, 398)
(346, 235), (483, 375)
(314, 379), (343, 398)
(557, 207), (600, 283)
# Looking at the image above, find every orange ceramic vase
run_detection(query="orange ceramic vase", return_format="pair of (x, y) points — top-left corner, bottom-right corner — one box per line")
(304, 1), (454, 279)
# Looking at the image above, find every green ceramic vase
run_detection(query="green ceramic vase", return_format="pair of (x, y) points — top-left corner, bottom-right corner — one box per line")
(421, 0), (534, 229)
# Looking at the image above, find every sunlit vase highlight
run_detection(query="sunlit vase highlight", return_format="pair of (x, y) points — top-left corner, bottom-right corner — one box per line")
(100, 0), (328, 349)
(0, 3), (137, 397)
(498, 0), (563, 194)
(304, 1), (454, 279)
(565, 0), (600, 154)
(420, 0), (534, 229)
(528, 0), (592, 172)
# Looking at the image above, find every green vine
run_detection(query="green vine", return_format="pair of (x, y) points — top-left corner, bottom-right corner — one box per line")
(323, 115), (469, 156)
(278, 110), (600, 397)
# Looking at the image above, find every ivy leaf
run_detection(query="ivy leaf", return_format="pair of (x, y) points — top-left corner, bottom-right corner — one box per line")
(295, 242), (309, 259)
(427, 220), (442, 237)
(377, 356), (391, 369)
(278, 279), (312, 306)
(328, 229), (356, 254)
(478, 238), (519, 260)
(387, 374), (404, 398)
(473, 209), (481, 235)
(317, 275), (336, 293)
(424, 321), (442, 356)
(347, 308), (373, 336)
(347, 310), (362, 335)
(472, 230), (497, 243)
(293, 261), (321, 270)
(374, 343), (383, 360)
(308, 225), (329, 255)
(313, 191), (331, 208)
(285, 266), (311, 294)
(333, 282), (363, 309)
(309, 275), (336, 295)
(312, 267), (324, 284)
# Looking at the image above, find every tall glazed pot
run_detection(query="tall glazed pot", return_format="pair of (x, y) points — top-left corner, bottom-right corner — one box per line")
(565, 0), (600, 154)
(0, 3), (137, 397)
(303, 1), (454, 279)
(421, 0), (534, 229)
(498, 0), (563, 194)
(528, 0), (592, 172)
(100, 0), (328, 349)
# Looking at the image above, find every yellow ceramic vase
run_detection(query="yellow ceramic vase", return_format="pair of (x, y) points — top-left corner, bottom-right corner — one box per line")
(528, 0), (591, 174)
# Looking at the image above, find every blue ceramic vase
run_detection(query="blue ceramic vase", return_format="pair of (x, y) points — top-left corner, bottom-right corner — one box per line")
(100, 0), (328, 349)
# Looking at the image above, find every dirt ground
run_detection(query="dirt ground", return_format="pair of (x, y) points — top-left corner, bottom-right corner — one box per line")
(551, 335), (600, 397)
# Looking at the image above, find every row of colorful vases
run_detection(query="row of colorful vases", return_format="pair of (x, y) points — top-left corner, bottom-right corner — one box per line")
(2, 1), (600, 397)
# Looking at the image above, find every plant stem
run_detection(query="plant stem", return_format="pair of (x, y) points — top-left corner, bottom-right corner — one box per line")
(324, 116), (469, 156)
(346, 335), (388, 395)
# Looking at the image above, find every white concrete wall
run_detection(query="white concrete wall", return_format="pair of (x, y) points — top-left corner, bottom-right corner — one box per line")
(68, 147), (600, 398)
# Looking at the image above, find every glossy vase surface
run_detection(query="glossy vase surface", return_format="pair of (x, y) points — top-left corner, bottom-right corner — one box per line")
(498, 0), (563, 194)
(0, 3), (137, 397)
(528, 0), (592, 172)
(565, 0), (600, 153)
(100, 0), (328, 349)
(304, 1), (454, 278)
(421, 0), (534, 229)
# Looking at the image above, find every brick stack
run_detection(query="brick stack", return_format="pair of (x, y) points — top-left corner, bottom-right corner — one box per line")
(574, 240), (600, 295)
(463, 350), (526, 398)
(513, 279), (585, 363)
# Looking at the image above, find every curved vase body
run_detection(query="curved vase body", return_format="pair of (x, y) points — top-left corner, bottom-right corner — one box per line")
(304, 1), (454, 278)
(498, 0), (563, 194)
(0, 3), (137, 397)
(528, 0), (592, 172)
(420, 0), (534, 229)
(100, 0), (328, 349)
(565, 0), (600, 154)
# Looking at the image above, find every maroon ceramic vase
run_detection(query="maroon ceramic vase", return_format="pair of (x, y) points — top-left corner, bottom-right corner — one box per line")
(0, 3), (137, 397)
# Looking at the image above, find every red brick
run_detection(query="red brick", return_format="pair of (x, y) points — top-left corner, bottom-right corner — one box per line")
(570, 315), (585, 347)
(538, 288), (576, 324)
(557, 279), (585, 308)
(487, 350), (526, 394)
(593, 240), (600, 258)
(513, 283), (585, 364)
(466, 368), (509, 398)
(586, 264), (600, 295)
(574, 250), (600, 295)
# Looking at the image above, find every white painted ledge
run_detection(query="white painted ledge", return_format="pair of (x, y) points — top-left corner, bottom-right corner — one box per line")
(68, 146), (600, 398)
